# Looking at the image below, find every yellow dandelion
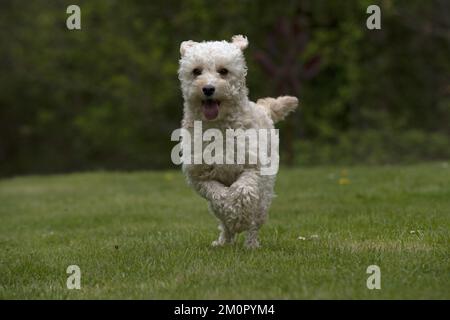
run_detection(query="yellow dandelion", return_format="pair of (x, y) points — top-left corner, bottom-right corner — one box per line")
(164, 173), (174, 181)
(338, 177), (351, 185)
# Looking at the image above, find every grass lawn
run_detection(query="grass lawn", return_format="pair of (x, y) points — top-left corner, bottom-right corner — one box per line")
(0, 163), (449, 299)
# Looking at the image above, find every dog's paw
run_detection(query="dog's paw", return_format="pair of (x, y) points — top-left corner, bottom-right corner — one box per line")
(228, 185), (258, 203)
(228, 185), (259, 211)
(211, 239), (225, 247)
(244, 239), (260, 249)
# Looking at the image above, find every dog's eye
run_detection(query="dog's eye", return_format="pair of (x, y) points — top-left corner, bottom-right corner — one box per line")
(218, 68), (229, 76)
(192, 68), (202, 76)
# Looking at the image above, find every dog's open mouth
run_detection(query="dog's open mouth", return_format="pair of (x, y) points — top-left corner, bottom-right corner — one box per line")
(202, 99), (220, 120)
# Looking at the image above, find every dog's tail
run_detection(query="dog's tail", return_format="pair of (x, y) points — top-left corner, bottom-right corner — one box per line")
(256, 96), (299, 124)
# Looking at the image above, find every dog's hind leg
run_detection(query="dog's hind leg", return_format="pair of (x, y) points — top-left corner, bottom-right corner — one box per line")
(212, 223), (235, 247)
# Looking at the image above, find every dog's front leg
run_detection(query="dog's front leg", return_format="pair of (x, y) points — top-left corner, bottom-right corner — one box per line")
(244, 222), (261, 249)
(188, 178), (228, 202)
(187, 177), (235, 246)
(226, 169), (262, 248)
(211, 223), (236, 247)
(227, 169), (260, 213)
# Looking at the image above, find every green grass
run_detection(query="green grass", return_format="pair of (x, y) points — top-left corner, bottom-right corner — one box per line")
(0, 163), (449, 299)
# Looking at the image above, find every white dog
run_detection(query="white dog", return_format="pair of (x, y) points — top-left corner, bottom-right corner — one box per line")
(178, 35), (298, 248)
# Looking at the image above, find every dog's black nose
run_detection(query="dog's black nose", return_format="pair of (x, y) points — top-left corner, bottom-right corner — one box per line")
(202, 85), (215, 97)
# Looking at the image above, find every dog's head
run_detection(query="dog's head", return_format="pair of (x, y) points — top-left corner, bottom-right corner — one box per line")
(178, 35), (249, 121)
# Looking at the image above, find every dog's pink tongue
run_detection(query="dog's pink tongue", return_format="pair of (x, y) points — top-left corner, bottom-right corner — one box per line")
(202, 100), (219, 120)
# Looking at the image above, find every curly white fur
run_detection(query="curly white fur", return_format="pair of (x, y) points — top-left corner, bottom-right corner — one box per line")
(178, 35), (298, 248)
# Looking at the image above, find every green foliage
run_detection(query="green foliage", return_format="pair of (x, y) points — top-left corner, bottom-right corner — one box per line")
(0, 0), (448, 175)
(297, 129), (450, 165)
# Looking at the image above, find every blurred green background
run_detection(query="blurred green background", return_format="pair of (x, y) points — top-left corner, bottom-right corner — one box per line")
(0, 0), (449, 176)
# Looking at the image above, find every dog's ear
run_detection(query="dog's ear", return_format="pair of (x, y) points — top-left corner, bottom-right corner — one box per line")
(180, 40), (197, 56)
(231, 35), (248, 51)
